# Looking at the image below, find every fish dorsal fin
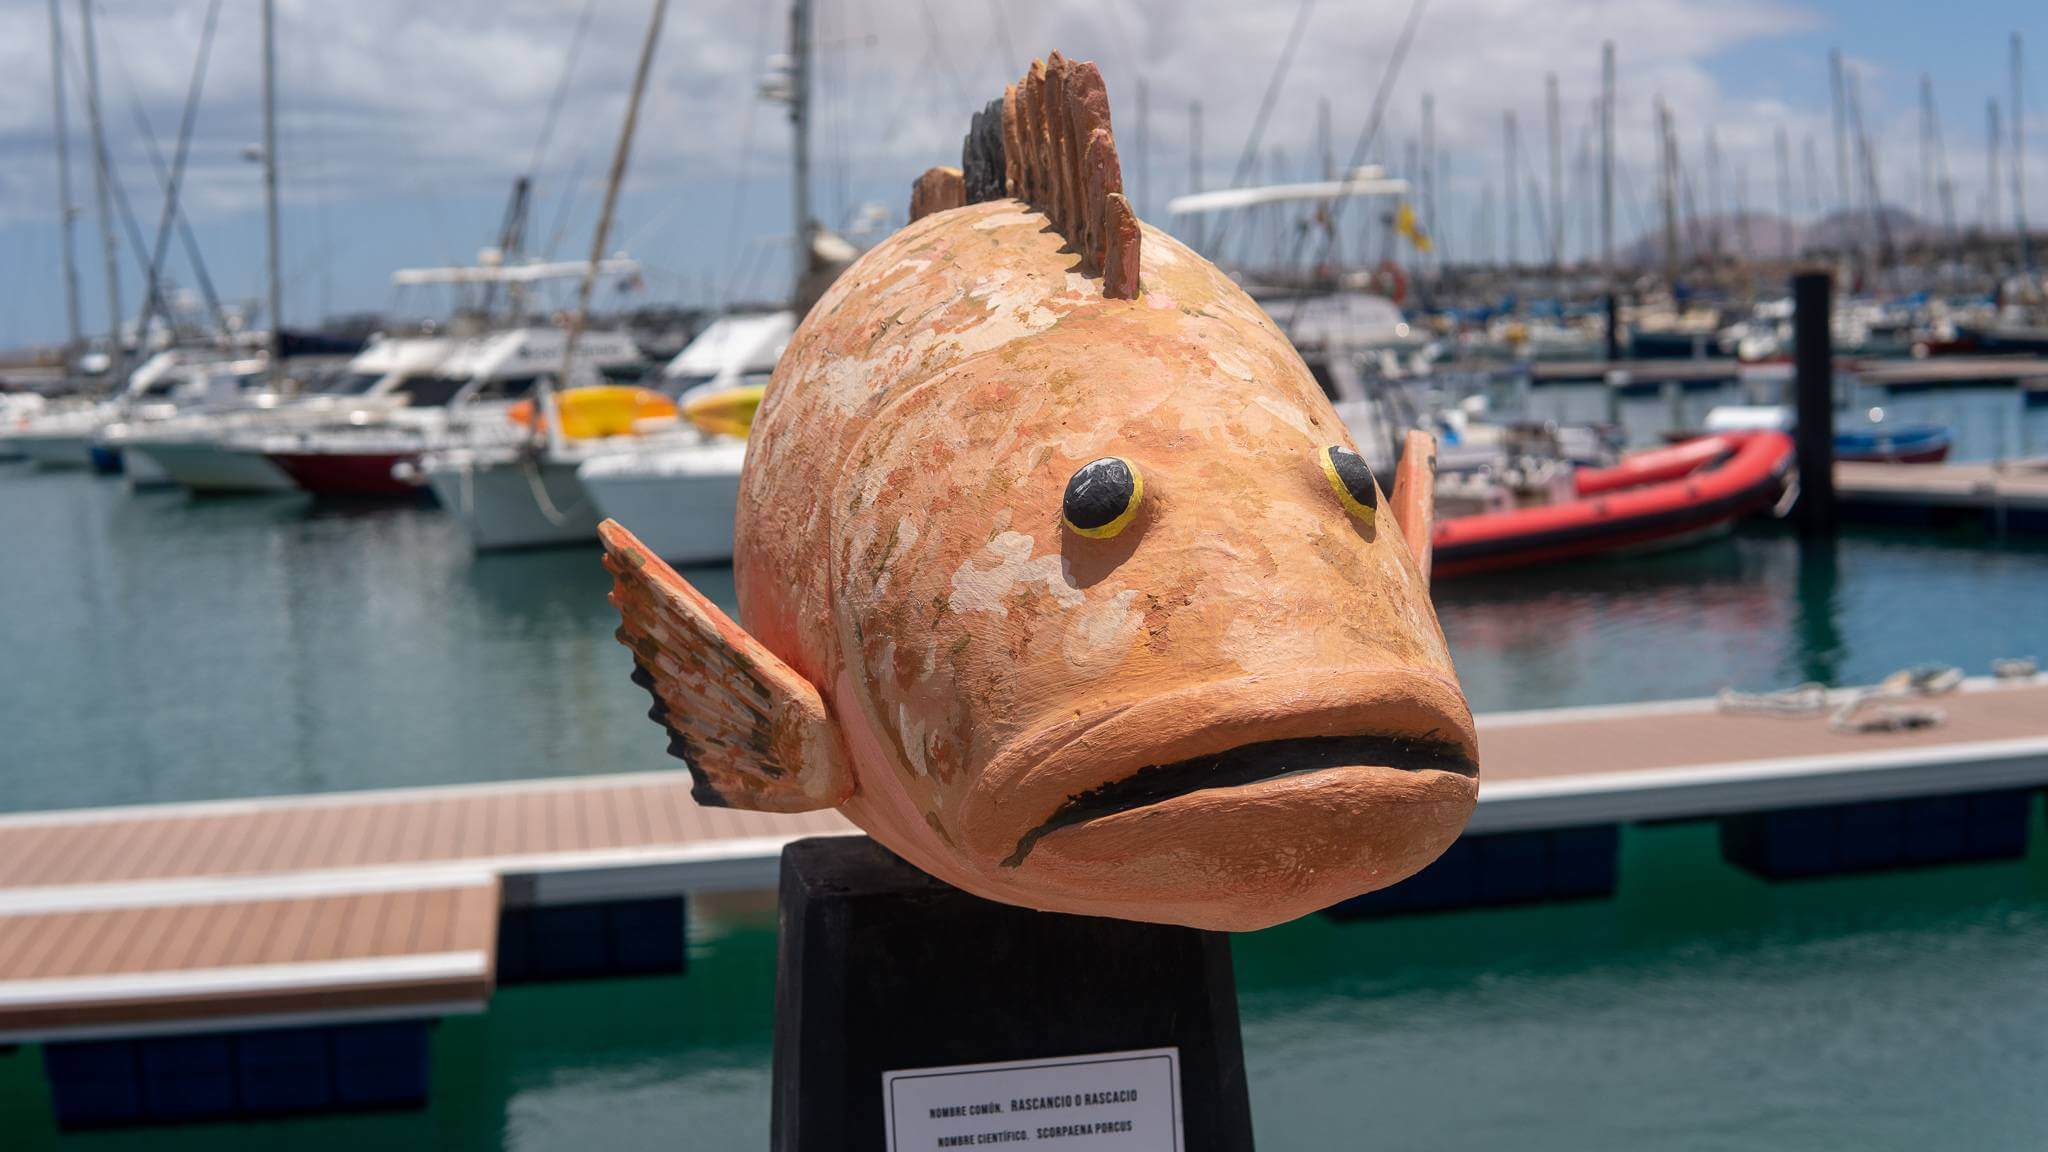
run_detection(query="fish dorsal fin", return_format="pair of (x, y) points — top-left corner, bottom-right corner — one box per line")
(909, 166), (966, 222)
(1388, 430), (1437, 586)
(921, 52), (1141, 299)
(600, 521), (852, 812)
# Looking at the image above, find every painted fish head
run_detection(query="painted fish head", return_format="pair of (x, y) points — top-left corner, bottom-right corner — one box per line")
(826, 210), (1476, 931)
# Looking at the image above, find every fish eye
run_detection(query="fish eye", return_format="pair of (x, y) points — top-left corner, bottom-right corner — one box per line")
(1061, 456), (1144, 539)
(1319, 445), (1378, 527)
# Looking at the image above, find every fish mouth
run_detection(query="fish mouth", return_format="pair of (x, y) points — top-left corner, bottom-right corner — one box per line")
(960, 665), (1479, 873)
(1001, 732), (1477, 867)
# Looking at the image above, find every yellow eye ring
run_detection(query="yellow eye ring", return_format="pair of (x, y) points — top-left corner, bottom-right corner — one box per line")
(1062, 456), (1144, 538)
(1320, 445), (1379, 527)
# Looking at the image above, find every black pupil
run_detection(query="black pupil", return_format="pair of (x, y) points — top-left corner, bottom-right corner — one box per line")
(1064, 458), (1135, 529)
(1328, 447), (1378, 507)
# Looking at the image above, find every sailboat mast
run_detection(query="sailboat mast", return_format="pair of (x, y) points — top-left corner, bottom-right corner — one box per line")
(1600, 41), (1614, 275)
(1828, 49), (1850, 218)
(2014, 32), (2030, 271)
(261, 0), (282, 385)
(789, 0), (813, 289)
(1503, 110), (1518, 269)
(76, 0), (123, 388)
(1775, 126), (1793, 262)
(561, 0), (668, 394)
(1657, 99), (1679, 285)
(1546, 72), (1562, 276)
(1987, 101), (2001, 235)
(1188, 101), (1204, 252)
(45, 0), (83, 367)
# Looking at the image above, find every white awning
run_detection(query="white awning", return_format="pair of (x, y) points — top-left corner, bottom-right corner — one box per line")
(1167, 171), (1409, 216)
(390, 258), (641, 286)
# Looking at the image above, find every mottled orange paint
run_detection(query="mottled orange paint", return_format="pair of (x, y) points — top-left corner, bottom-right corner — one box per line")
(606, 198), (1477, 931)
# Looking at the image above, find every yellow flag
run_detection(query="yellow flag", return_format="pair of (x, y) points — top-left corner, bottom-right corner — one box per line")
(1395, 202), (1433, 253)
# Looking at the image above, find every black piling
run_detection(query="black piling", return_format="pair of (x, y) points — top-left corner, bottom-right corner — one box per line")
(1792, 270), (1836, 535)
(1603, 292), (1621, 360)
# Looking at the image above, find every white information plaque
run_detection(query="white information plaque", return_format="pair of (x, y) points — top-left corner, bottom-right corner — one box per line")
(882, 1046), (1183, 1151)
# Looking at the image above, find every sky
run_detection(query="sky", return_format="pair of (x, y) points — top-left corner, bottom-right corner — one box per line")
(0, 0), (2041, 350)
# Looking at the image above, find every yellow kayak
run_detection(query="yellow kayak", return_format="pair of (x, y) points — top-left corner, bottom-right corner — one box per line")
(681, 384), (765, 439)
(509, 386), (678, 439)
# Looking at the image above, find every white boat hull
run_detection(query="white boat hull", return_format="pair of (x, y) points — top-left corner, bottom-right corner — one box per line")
(578, 453), (742, 566)
(120, 447), (174, 488)
(133, 440), (298, 493)
(423, 454), (603, 551)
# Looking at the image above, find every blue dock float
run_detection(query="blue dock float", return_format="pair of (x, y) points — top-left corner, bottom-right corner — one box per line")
(1325, 825), (1621, 919)
(1720, 788), (2032, 880)
(43, 1018), (433, 1130)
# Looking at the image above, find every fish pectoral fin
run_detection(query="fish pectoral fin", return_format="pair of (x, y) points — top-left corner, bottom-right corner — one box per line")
(600, 520), (852, 813)
(1389, 430), (1437, 586)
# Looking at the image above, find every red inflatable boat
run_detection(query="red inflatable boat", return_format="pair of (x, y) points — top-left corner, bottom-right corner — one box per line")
(1433, 431), (1795, 579)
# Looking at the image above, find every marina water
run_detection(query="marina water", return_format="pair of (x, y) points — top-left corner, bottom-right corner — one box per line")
(4, 419), (2048, 1144)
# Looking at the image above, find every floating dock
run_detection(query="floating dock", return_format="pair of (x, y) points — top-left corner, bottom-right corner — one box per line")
(3, 675), (2045, 1123)
(1527, 359), (1741, 391)
(1835, 459), (2048, 532)
(1851, 356), (2048, 392)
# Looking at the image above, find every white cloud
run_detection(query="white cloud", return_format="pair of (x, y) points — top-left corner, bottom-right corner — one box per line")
(0, 0), (2041, 338)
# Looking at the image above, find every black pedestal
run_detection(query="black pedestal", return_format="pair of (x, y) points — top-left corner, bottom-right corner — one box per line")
(772, 836), (1254, 1151)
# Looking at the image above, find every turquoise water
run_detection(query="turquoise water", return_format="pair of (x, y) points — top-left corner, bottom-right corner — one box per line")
(4, 460), (2048, 1147)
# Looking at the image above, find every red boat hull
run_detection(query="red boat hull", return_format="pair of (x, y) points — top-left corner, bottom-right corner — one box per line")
(266, 451), (420, 497)
(1434, 432), (1795, 579)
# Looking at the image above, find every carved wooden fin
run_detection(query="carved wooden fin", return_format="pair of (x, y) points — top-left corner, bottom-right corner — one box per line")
(910, 167), (966, 223)
(600, 520), (852, 813)
(1388, 430), (1438, 586)
(954, 52), (1141, 299)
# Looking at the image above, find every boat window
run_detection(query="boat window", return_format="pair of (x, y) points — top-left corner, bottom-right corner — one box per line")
(325, 371), (387, 395)
(136, 376), (183, 399)
(470, 375), (540, 401)
(739, 370), (775, 388)
(667, 373), (717, 392)
(390, 375), (469, 407)
(1306, 361), (1339, 401)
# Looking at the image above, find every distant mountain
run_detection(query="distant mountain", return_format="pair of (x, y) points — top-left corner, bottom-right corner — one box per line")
(1618, 206), (1935, 266)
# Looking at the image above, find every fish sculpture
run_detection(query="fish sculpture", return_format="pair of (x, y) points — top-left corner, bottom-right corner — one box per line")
(601, 52), (1477, 931)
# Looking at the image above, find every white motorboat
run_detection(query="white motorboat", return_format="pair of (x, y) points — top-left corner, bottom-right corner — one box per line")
(98, 357), (285, 488)
(418, 436), (612, 551)
(246, 325), (641, 498)
(570, 311), (792, 563)
(2, 349), (240, 469)
(113, 335), (455, 494)
(576, 436), (748, 563)
(0, 394), (48, 461)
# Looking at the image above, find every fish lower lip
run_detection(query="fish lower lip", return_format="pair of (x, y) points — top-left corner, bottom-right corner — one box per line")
(1000, 733), (1477, 868)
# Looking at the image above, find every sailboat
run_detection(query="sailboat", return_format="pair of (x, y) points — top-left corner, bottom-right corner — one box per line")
(561, 0), (852, 564)
(422, 0), (681, 551)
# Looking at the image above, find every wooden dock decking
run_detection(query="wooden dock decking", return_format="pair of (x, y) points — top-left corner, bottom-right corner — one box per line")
(0, 676), (2044, 1043)
(0, 881), (497, 1041)
(1835, 459), (2048, 526)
